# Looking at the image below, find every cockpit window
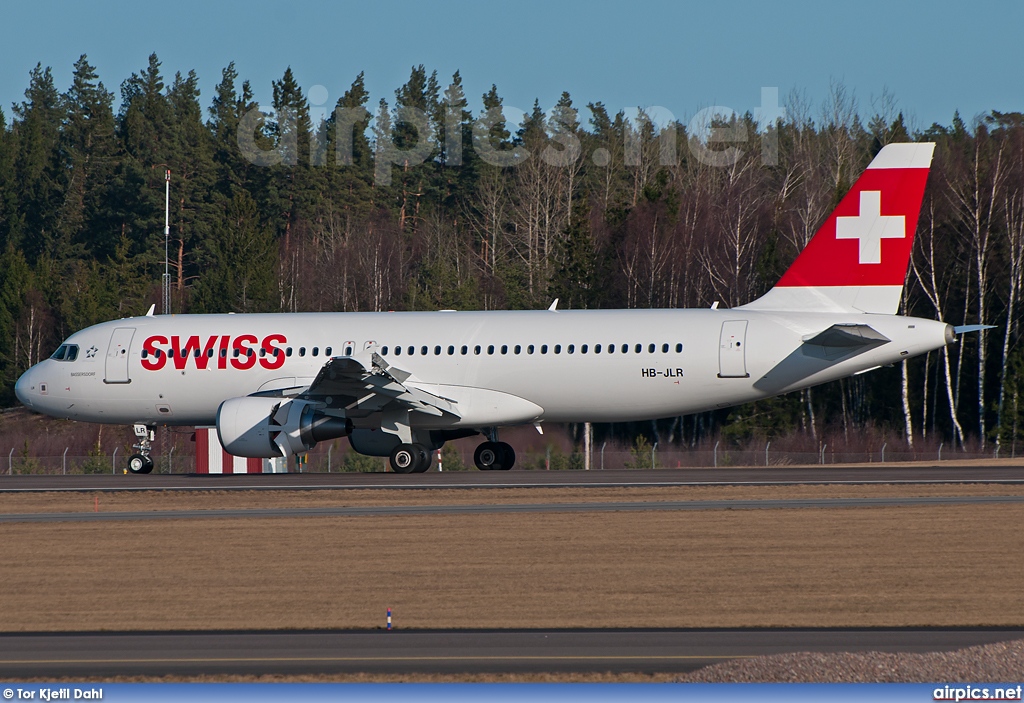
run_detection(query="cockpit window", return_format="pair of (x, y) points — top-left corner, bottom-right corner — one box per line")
(49, 344), (79, 362)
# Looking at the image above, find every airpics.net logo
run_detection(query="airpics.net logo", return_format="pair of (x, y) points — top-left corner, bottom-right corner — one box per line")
(934, 684), (1024, 701)
(235, 86), (786, 184)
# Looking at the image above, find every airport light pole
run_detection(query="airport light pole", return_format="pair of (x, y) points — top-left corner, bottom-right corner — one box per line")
(162, 169), (171, 315)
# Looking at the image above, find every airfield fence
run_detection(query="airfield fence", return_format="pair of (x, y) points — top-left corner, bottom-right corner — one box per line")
(1, 445), (1014, 475)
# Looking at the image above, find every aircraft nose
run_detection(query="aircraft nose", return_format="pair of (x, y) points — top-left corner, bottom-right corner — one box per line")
(14, 369), (33, 407)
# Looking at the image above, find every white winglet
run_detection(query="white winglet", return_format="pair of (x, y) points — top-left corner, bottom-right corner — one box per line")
(547, 299), (559, 311)
(145, 304), (156, 317)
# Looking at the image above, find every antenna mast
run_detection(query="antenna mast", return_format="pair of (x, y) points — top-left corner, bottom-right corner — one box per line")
(162, 169), (171, 315)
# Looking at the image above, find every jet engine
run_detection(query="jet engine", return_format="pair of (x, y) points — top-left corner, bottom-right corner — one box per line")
(216, 396), (351, 458)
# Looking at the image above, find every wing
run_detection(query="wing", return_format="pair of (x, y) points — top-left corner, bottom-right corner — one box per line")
(297, 353), (460, 420)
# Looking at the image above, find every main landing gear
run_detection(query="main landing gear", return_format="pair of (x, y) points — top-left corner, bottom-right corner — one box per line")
(127, 423), (155, 474)
(389, 443), (432, 474)
(474, 441), (515, 471)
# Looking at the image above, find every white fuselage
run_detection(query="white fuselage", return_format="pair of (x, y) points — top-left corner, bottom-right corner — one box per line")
(15, 308), (952, 429)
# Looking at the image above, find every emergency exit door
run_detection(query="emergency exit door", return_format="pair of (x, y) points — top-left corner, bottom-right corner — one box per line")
(718, 320), (749, 378)
(104, 327), (135, 384)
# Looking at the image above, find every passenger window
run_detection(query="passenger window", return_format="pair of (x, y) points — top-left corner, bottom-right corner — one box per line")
(208, 348), (215, 358)
(448, 345), (455, 355)
(595, 344), (602, 353)
(527, 345), (535, 354)
(259, 348), (266, 357)
(487, 345), (494, 355)
(567, 344), (574, 354)
(474, 345), (481, 355)
(635, 344), (642, 353)
(514, 345), (521, 354)
(326, 347), (333, 356)
(247, 348), (254, 357)
(541, 345), (548, 354)
(299, 347), (306, 357)
(554, 345), (562, 354)
(395, 346), (402, 356)
(408, 346), (415, 355)
(662, 343), (669, 353)
(622, 344), (628, 353)
(676, 343), (683, 353)
(382, 346), (389, 355)
(608, 344), (614, 354)
(345, 346), (353, 356)
(461, 345), (468, 355)
(233, 349), (240, 358)
(312, 347), (319, 357)
(581, 344), (588, 354)
(286, 348), (292, 357)
(141, 349), (148, 359)
(648, 344), (655, 353)
(434, 346), (441, 355)
(421, 346), (428, 355)
(501, 345), (508, 355)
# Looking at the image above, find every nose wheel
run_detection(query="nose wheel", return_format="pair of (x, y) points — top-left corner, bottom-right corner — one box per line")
(127, 454), (154, 474)
(128, 423), (156, 474)
(474, 441), (515, 471)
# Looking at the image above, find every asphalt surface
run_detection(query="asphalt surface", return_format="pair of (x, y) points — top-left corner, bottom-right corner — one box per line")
(2, 465), (1024, 491)
(0, 628), (1020, 677)
(2, 494), (1023, 524)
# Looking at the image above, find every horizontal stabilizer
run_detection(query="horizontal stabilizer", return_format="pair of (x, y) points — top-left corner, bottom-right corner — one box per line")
(953, 324), (996, 335)
(803, 324), (890, 348)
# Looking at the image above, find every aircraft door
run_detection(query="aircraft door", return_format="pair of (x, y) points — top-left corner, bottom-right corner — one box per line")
(104, 327), (135, 384)
(718, 320), (749, 378)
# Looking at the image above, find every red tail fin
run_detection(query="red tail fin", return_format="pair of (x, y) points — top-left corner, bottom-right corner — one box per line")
(741, 142), (935, 314)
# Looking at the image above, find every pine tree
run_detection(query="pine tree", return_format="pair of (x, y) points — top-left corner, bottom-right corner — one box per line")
(12, 64), (63, 261)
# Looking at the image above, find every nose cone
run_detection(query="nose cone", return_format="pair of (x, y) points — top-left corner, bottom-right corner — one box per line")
(14, 369), (32, 407)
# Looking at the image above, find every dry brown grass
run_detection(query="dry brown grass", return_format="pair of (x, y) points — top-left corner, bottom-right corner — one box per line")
(1, 499), (1022, 631)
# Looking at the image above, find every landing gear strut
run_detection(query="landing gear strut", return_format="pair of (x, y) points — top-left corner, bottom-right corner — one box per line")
(389, 443), (432, 473)
(128, 424), (155, 474)
(474, 441), (515, 471)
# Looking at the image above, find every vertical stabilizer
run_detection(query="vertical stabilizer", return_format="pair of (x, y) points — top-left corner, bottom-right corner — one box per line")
(739, 142), (935, 314)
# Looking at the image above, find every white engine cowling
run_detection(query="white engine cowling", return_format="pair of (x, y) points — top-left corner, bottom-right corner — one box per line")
(216, 397), (351, 458)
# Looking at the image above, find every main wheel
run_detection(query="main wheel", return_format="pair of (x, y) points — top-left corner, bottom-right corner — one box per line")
(127, 454), (153, 474)
(474, 442), (499, 470)
(390, 443), (424, 473)
(475, 441), (515, 471)
(495, 442), (515, 470)
(411, 444), (432, 473)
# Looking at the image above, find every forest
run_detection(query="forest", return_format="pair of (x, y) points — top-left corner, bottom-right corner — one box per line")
(0, 52), (1021, 457)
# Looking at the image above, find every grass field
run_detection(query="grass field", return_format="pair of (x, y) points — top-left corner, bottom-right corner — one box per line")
(0, 485), (1022, 632)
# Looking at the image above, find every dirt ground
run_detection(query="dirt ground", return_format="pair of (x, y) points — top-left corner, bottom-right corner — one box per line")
(0, 485), (1022, 631)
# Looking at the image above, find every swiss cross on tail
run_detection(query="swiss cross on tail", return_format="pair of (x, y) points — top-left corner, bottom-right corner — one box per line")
(740, 142), (935, 315)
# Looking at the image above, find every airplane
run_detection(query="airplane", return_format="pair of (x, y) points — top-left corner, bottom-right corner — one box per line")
(14, 142), (968, 474)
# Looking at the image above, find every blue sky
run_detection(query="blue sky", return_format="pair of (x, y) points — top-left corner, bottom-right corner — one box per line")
(2, 0), (1021, 131)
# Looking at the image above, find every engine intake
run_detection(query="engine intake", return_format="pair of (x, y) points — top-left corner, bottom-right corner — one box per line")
(216, 396), (351, 458)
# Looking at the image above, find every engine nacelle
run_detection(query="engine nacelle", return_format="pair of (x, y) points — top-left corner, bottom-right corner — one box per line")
(216, 396), (351, 458)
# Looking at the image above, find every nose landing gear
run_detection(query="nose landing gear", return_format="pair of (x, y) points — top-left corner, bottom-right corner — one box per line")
(127, 424), (156, 474)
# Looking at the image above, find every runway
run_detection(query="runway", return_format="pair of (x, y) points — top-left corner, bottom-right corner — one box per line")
(0, 628), (1019, 676)
(2, 494), (1024, 523)
(2, 465), (1024, 492)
